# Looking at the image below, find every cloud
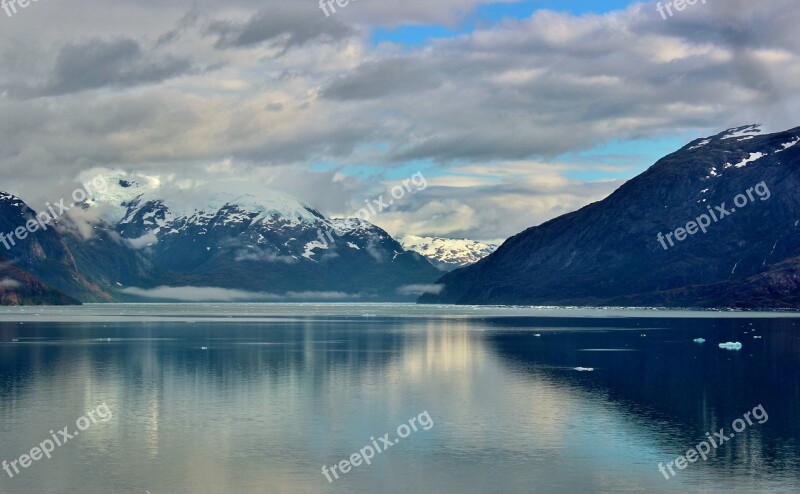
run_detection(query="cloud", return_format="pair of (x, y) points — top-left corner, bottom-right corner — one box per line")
(0, 278), (21, 289)
(322, 58), (444, 100)
(206, 7), (354, 52)
(119, 285), (359, 302)
(396, 284), (445, 296)
(16, 38), (193, 98)
(125, 231), (159, 249)
(234, 249), (297, 263)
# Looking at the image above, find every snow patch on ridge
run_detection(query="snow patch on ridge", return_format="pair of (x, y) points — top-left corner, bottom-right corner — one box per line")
(302, 241), (329, 260)
(720, 124), (761, 140)
(733, 152), (765, 168)
(776, 137), (800, 153)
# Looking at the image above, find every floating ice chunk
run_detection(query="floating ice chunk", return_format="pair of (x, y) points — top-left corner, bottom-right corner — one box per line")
(718, 342), (743, 350)
(534, 334), (542, 337)
(201, 347), (209, 350)
(574, 367), (595, 372)
(693, 338), (706, 344)
(753, 336), (762, 339)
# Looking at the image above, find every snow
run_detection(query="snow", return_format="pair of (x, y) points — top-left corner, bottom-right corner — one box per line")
(688, 139), (710, 150)
(721, 124), (761, 140)
(86, 170), (323, 229)
(302, 240), (329, 260)
(399, 235), (498, 268)
(733, 152), (765, 168)
(775, 137), (800, 153)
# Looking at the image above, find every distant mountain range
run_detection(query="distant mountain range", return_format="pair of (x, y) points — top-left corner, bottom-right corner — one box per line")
(1, 175), (473, 304)
(398, 235), (497, 271)
(421, 125), (800, 309)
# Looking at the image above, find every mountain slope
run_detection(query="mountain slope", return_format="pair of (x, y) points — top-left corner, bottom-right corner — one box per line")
(0, 256), (79, 305)
(0, 192), (109, 302)
(398, 235), (498, 271)
(420, 125), (800, 308)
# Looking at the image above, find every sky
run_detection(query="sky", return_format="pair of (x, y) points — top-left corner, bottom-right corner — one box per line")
(0, 0), (798, 243)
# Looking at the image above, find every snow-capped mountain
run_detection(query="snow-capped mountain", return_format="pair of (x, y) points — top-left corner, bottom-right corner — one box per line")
(74, 172), (441, 301)
(399, 235), (498, 271)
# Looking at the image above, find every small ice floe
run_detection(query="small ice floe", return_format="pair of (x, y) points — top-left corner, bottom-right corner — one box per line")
(693, 338), (706, 344)
(719, 342), (743, 351)
(534, 334), (542, 337)
(753, 336), (762, 339)
(640, 334), (647, 337)
(201, 346), (209, 350)
(574, 367), (595, 372)
(11, 338), (19, 342)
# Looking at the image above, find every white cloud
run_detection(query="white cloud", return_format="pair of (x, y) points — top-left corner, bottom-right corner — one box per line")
(119, 285), (359, 301)
(0, 278), (21, 289)
(396, 284), (445, 296)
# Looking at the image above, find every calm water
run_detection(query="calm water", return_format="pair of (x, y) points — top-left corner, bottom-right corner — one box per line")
(0, 304), (799, 493)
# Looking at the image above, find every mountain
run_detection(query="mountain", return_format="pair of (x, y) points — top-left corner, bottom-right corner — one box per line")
(0, 255), (79, 305)
(420, 125), (800, 308)
(398, 235), (498, 271)
(78, 174), (442, 301)
(0, 192), (108, 302)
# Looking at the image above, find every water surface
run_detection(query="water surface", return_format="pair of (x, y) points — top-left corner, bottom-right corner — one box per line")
(0, 304), (798, 493)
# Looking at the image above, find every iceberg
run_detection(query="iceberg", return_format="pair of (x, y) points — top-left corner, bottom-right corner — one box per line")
(718, 342), (743, 350)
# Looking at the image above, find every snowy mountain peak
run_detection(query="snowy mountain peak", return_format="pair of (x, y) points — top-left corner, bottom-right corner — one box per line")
(399, 235), (498, 271)
(720, 124), (762, 141)
(86, 171), (324, 228)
